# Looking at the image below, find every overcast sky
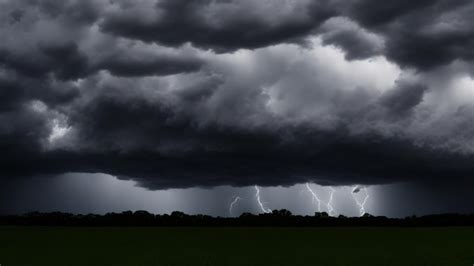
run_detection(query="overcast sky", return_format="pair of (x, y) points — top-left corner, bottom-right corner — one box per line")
(1, 0), (474, 216)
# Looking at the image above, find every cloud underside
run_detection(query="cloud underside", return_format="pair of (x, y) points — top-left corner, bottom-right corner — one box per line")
(2, 0), (474, 189)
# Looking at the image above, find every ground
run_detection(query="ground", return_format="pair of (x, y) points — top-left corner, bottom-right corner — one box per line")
(0, 226), (473, 266)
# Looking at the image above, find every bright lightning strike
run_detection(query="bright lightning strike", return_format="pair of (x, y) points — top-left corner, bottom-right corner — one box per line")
(326, 187), (336, 216)
(229, 196), (242, 216)
(352, 186), (370, 216)
(305, 183), (322, 212)
(255, 185), (272, 214)
(305, 183), (337, 216)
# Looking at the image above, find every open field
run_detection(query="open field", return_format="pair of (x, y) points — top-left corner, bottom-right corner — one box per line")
(0, 226), (473, 266)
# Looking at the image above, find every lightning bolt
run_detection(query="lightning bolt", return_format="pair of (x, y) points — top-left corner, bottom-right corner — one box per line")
(305, 183), (322, 212)
(255, 185), (272, 214)
(305, 183), (336, 216)
(351, 186), (370, 216)
(229, 196), (242, 216)
(326, 187), (336, 216)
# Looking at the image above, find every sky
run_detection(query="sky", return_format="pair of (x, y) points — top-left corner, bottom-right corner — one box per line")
(1, 0), (474, 217)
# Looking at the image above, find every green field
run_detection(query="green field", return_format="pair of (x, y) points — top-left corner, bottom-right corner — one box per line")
(0, 226), (473, 266)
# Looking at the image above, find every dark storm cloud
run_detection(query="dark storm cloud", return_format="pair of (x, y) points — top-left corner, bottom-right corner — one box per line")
(40, 42), (91, 80)
(0, 36), (203, 80)
(100, 0), (474, 69)
(35, 0), (102, 25)
(0, 0), (208, 187)
(0, 42), (91, 81)
(95, 49), (203, 77)
(348, 0), (435, 27)
(0, 75), (24, 111)
(380, 81), (428, 117)
(319, 17), (384, 60)
(2, 0), (474, 190)
(345, 0), (474, 69)
(3, 65), (474, 189)
(5, 122), (474, 189)
(0, 0), (204, 79)
(100, 0), (336, 52)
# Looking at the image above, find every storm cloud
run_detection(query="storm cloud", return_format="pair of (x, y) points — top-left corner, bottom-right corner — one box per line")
(2, 0), (474, 189)
(100, 0), (337, 52)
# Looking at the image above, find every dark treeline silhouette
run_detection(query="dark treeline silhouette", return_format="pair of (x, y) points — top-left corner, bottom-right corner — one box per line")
(1, 210), (474, 227)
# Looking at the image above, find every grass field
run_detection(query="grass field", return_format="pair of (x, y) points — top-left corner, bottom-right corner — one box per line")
(0, 226), (473, 266)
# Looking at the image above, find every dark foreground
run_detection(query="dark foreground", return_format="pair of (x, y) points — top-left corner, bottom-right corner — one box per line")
(0, 227), (473, 266)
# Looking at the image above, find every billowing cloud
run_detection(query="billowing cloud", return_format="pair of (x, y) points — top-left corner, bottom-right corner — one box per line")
(346, 0), (474, 69)
(319, 17), (384, 60)
(2, 0), (474, 189)
(100, 0), (336, 52)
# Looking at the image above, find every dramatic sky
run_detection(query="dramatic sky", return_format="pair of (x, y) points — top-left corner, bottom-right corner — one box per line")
(1, 0), (474, 217)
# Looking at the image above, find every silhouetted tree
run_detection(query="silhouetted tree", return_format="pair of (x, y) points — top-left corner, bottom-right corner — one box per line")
(1, 210), (474, 227)
(314, 212), (329, 218)
(272, 209), (292, 217)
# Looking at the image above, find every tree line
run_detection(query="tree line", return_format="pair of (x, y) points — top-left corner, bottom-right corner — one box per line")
(1, 210), (474, 227)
